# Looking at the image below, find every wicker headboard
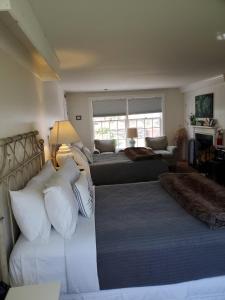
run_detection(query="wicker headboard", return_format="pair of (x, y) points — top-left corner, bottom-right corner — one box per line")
(0, 131), (45, 283)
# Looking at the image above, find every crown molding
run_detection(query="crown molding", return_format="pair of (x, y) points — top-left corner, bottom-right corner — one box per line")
(0, 0), (60, 81)
(0, 0), (11, 10)
(180, 74), (225, 93)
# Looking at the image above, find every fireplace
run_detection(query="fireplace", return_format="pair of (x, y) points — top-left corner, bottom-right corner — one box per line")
(188, 126), (217, 169)
(193, 126), (217, 145)
(195, 133), (214, 164)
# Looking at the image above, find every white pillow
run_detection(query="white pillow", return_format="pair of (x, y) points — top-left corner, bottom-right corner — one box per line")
(44, 174), (78, 239)
(83, 146), (93, 164)
(10, 182), (51, 242)
(28, 160), (56, 186)
(72, 171), (94, 218)
(57, 157), (80, 184)
(71, 146), (90, 175)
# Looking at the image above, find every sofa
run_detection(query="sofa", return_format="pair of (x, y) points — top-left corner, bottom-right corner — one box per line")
(145, 136), (177, 168)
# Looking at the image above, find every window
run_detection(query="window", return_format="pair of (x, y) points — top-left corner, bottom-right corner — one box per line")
(92, 97), (163, 149)
(93, 115), (127, 149)
(128, 112), (162, 147)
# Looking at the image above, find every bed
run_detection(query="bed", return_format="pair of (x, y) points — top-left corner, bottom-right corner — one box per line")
(91, 152), (169, 185)
(9, 180), (225, 299)
(1, 132), (225, 300)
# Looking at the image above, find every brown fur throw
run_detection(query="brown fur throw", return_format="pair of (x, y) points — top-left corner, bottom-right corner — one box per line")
(124, 147), (161, 161)
(160, 173), (225, 229)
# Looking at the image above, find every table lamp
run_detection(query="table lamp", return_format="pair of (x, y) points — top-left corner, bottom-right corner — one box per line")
(127, 128), (138, 147)
(50, 120), (80, 166)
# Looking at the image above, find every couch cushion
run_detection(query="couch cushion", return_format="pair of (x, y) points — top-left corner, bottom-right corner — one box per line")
(145, 136), (168, 150)
(94, 139), (115, 153)
(154, 150), (173, 158)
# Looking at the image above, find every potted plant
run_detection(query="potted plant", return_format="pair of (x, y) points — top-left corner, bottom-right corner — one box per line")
(189, 113), (196, 125)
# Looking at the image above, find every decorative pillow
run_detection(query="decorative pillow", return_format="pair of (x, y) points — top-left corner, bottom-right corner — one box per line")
(83, 146), (93, 164)
(57, 157), (80, 184)
(28, 160), (56, 186)
(94, 139), (115, 153)
(145, 136), (168, 150)
(10, 181), (51, 241)
(44, 174), (78, 239)
(71, 146), (90, 175)
(72, 171), (94, 218)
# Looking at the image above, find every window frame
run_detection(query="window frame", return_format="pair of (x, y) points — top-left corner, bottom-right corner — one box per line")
(90, 95), (165, 149)
(128, 113), (163, 147)
(93, 115), (127, 149)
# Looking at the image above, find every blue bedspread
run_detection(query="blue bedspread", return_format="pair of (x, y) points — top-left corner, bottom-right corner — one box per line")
(95, 181), (225, 290)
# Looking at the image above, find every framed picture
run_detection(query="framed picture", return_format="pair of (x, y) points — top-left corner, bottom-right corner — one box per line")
(76, 115), (82, 120)
(195, 93), (213, 118)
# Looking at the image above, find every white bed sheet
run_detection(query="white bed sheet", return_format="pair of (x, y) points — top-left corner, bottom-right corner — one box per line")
(9, 213), (99, 294)
(61, 275), (225, 300)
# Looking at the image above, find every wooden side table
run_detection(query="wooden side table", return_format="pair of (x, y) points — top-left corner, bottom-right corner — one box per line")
(6, 283), (60, 300)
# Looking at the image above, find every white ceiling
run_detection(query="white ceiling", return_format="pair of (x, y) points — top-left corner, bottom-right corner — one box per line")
(28, 0), (225, 92)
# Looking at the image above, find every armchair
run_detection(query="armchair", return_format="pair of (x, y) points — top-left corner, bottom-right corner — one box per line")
(94, 139), (116, 154)
(145, 136), (177, 168)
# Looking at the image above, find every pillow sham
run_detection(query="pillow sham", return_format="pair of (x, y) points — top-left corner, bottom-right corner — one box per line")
(28, 160), (56, 186)
(10, 182), (51, 241)
(83, 146), (93, 164)
(44, 174), (78, 239)
(72, 171), (94, 218)
(57, 157), (80, 184)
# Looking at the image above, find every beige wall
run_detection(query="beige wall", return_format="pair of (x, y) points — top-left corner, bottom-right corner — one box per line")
(184, 81), (225, 145)
(66, 89), (184, 149)
(0, 23), (65, 158)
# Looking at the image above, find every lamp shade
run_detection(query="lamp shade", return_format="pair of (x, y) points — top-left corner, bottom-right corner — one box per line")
(50, 120), (80, 145)
(127, 128), (138, 138)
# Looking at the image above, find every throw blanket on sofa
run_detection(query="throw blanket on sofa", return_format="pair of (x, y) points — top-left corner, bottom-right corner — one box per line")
(160, 173), (225, 229)
(124, 147), (161, 161)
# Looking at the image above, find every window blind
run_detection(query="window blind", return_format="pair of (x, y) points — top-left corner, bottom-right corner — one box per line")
(128, 97), (162, 115)
(92, 99), (127, 117)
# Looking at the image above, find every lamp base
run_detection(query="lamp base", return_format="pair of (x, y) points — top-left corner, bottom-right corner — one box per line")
(56, 144), (73, 166)
(129, 138), (136, 147)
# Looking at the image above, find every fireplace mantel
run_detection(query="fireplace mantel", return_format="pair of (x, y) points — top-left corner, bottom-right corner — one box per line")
(193, 126), (217, 145)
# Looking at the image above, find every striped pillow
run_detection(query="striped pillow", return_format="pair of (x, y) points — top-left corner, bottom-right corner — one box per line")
(72, 171), (94, 218)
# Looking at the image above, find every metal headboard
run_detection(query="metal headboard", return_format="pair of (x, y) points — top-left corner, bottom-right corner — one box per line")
(0, 131), (45, 283)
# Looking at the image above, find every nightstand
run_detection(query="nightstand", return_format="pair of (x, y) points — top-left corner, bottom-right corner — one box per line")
(6, 283), (60, 300)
